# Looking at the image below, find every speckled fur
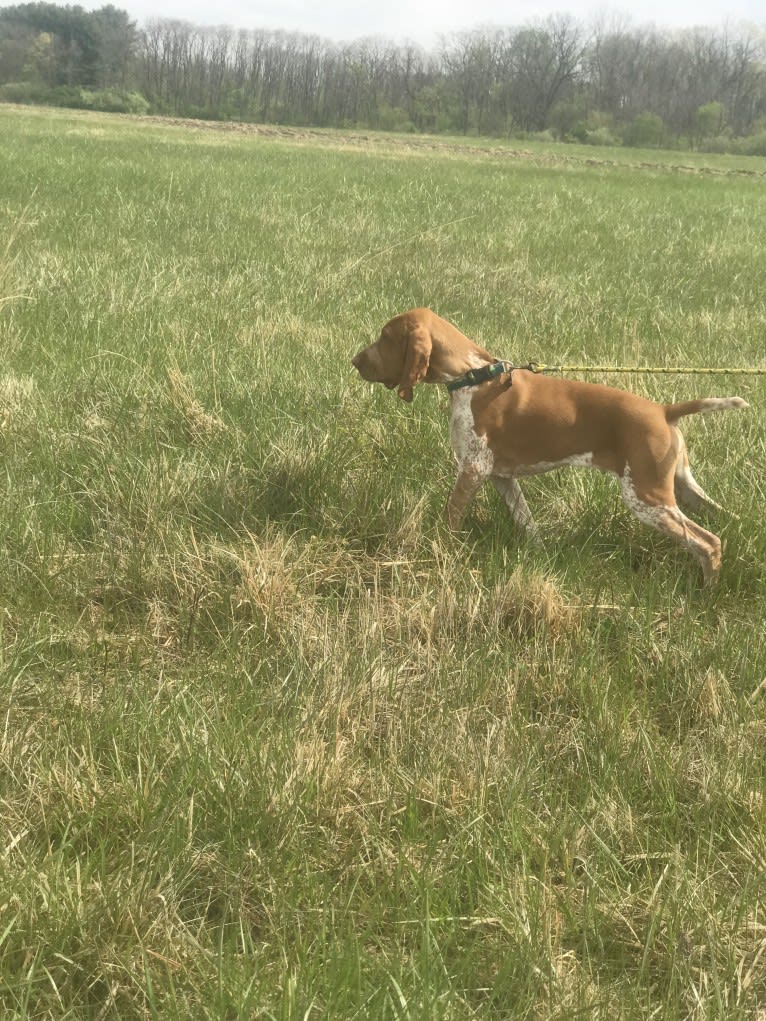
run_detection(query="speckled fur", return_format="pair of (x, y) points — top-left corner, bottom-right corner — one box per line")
(352, 308), (748, 585)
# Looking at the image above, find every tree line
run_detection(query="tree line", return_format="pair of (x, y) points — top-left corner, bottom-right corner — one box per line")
(2, 3), (766, 152)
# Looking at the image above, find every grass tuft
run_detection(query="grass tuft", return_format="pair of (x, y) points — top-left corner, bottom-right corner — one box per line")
(166, 366), (226, 441)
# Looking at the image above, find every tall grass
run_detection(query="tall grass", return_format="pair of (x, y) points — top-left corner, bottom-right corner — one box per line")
(0, 104), (765, 1019)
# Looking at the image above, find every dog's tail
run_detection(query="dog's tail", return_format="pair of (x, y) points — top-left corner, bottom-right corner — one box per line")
(664, 396), (749, 422)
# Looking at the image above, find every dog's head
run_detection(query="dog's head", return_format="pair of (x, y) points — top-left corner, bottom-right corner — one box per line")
(352, 309), (496, 403)
(351, 314), (432, 403)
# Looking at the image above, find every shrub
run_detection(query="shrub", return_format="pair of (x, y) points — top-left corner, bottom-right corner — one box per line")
(566, 121), (589, 143)
(528, 129), (556, 144)
(181, 104), (224, 122)
(376, 104), (417, 133)
(0, 81), (46, 104)
(79, 89), (150, 114)
(700, 134), (736, 154)
(0, 82), (150, 115)
(694, 100), (725, 143)
(739, 131), (766, 157)
(549, 97), (590, 140)
(47, 85), (88, 108)
(624, 111), (666, 148)
(584, 126), (620, 147)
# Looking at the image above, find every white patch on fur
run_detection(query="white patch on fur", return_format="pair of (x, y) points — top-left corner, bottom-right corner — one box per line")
(450, 390), (494, 476)
(467, 353), (491, 369)
(440, 353), (494, 384)
(620, 465), (681, 532)
(697, 397), (748, 413)
(516, 452), (596, 477)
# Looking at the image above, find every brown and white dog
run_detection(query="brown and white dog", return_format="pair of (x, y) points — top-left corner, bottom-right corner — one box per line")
(352, 307), (748, 584)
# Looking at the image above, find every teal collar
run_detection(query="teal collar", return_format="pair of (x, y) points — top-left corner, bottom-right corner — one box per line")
(446, 361), (507, 392)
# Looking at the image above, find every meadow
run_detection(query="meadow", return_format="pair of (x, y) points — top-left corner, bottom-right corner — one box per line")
(0, 104), (765, 1019)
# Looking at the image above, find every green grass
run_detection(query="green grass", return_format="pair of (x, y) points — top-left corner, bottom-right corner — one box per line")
(0, 103), (765, 1020)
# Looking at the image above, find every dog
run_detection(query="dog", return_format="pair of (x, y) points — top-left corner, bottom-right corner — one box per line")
(352, 308), (748, 584)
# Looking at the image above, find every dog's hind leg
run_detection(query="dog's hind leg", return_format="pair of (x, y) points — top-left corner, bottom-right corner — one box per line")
(491, 476), (539, 539)
(621, 468), (722, 585)
(672, 428), (724, 515)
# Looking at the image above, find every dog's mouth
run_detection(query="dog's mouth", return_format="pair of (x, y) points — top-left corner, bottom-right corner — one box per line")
(351, 353), (398, 390)
(355, 374), (396, 390)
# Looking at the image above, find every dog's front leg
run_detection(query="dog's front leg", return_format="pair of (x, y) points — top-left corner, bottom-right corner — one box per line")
(446, 466), (487, 530)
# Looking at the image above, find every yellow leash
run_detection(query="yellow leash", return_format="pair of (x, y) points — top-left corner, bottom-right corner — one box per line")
(523, 361), (766, 376)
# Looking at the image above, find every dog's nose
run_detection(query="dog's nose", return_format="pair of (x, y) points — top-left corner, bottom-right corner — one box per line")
(351, 353), (362, 369)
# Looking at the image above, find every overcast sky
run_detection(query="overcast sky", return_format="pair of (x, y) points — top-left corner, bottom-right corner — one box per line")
(57, 0), (766, 45)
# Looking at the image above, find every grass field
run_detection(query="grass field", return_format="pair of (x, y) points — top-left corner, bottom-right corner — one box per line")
(1, 103), (765, 1019)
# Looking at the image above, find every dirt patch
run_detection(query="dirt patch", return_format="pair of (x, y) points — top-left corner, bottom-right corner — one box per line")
(130, 113), (766, 179)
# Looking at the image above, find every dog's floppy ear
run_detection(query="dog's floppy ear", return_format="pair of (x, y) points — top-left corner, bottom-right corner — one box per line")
(397, 325), (432, 402)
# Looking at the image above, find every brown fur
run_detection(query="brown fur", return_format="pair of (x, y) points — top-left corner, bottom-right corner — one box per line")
(352, 308), (748, 584)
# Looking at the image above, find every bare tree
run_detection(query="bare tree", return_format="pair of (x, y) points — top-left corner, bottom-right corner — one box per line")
(121, 12), (766, 142)
(504, 17), (584, 131)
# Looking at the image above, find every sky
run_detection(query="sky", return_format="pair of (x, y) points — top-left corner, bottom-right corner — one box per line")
(59, 0), (766, 46)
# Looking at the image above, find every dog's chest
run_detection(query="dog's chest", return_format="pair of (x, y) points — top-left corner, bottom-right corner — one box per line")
(449, 390), (495, 473)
